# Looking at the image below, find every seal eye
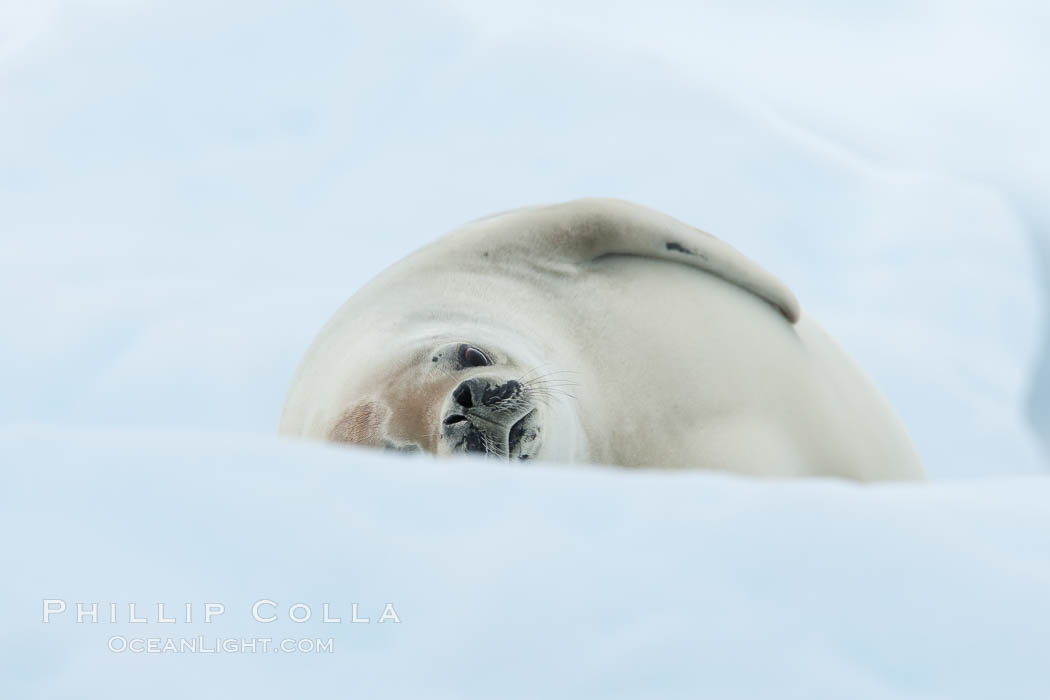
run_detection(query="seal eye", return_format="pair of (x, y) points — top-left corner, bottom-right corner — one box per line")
(458, 344), (491, 368)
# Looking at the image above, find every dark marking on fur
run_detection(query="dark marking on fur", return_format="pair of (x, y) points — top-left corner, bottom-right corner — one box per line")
(482, 379), (520, 406)
(508, 415), (527, 449)
(384, 440), (420, 453)
(463, 429), (485, 454)
(666, 241), (695, 255)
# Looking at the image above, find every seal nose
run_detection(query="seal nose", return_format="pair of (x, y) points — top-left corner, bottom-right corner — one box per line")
(452, 377), (521, 410)
(443, 377), (538, 460)
(452, 381), (475, 409)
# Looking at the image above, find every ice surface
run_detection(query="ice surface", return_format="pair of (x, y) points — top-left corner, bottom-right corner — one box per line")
(2, 428), (1049, 699)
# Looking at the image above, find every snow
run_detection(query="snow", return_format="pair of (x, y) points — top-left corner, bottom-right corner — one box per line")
(1, 1), (1049, 697)
(3, 428), (1049, 699)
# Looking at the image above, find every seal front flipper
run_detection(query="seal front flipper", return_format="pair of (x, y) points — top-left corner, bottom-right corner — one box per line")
(469, 198), (800, 324)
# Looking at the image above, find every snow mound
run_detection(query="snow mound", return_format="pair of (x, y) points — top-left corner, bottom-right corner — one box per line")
(3, 428), (1048, 699)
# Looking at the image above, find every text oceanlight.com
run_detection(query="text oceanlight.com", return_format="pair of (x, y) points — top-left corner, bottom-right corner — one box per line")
(107, 636), (335, 654)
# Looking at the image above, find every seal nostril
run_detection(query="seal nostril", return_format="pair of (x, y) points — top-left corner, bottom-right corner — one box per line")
(444, 414), (467, 426)
(452, 382), (473, 409)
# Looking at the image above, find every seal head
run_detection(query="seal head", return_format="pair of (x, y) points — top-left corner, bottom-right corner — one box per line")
(321, 335), (580, 462)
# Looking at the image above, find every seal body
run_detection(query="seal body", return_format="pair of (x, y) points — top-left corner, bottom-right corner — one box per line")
(280, 199), (924, 481)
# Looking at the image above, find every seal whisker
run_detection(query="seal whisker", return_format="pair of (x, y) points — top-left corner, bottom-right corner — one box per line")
(529, 387), (578, 403)
(520, 370), (581, 384)
(525, 383), (579, 395)
(516, 363), (559, 383)
(480, 432), (508, 459)
(522, 375), (581, 386)
(525, 381), (581, 391)
(526, 394), (557, 407)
